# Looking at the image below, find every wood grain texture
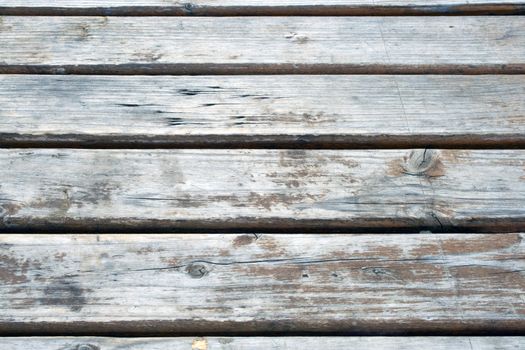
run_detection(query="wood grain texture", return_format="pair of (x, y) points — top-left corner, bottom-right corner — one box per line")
(1, 17), (524, 74)
(0, 0), (524, 15)
(0, 233), (524, 335)
(1, 336), (525, 349)
(1, 75), (524, 148)
(0, 149), (524, 232)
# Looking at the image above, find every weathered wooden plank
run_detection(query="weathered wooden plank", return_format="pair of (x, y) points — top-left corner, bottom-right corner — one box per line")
(0, 234), (524, 334)
(1, 75), (524, 148)
(0, 149), (524, 232)
(1, 336), (525, 349)
(0, 0), (524, 15)
(1, 17), (524, 74)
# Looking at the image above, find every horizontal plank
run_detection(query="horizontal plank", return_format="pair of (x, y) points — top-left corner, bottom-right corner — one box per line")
(1, 17), (524, 74)
(0, 149), (524, 232)
(1, 75), (524, 148)
(1, 337), (525, 349)
(0, 233), (524, 335)
(0, 1), (524, 15)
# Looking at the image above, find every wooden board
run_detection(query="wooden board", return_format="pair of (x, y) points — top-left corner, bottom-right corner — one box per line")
(1, 75), (524, 148)
(0, 233), (524, 335)
(1, 17), (524, 74)
(1, 0), (524, 15)
(0, 149), (524, 232)
(1, 336), (525, 349)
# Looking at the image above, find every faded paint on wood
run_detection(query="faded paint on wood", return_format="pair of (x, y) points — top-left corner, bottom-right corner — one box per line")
(0, 234), (524, 334)
(1, 75), (524, 148)
(1, 149), (524, 232)
(1, 336), (525, 349)
(0, 17), (524, 74)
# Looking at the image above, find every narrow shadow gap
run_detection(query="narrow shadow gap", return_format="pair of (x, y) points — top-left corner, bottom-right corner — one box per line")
(0, 4), (524, 16)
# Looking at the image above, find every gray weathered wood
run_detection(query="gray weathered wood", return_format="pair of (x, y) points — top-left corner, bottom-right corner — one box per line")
(1, 336), (525, 349)
(1, 17), (524, 74)
(1, 75), (524, 148)
(0, 233), (524, 334)
(0, 149), (524, 232)
(0, 0), (524, 15)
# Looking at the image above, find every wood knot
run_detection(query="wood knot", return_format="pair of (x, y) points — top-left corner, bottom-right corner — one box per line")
(186, 263), (209, 278)
(183, 3), (195, 13)
(76, 344), (100, 350)
(402, 149), (445, 178)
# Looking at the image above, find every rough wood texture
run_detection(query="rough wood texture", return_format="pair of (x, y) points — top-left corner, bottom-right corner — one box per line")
(1, 336), (525, 349)
(1, 17), (524, 74)
(0, 149), (524, 232)
(0, 0), (524, 15)
(1, 75), (524, 148)
(0, 234), (524, 335)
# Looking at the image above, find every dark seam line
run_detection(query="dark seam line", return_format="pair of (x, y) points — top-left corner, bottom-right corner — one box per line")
(0, 4), (525, 16)
(1, 64), (525, 75)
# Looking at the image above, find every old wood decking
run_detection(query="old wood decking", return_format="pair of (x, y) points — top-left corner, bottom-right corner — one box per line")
(0, 1), (524, 348)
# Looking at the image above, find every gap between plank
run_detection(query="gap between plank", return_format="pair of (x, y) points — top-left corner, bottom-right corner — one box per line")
(1, 135), (525, 149)
(0, 322), (524, 337)
(0, 4), (524, 16)
(1, 218), (524, 234)
(1, 64), (525, 75)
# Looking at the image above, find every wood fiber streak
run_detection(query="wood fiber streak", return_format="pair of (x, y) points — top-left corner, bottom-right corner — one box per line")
(0, 17), (523, 74)
(1, 75), (524, 148)
(0, 234), (524, 335)
(0, 149), (524, 232)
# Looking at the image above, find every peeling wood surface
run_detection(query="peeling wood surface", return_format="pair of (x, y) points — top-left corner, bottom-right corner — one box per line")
(0, 233), (524, 334)
(0, 17), (524, 74)
(2, 337), (525, 349)
(0, 149), (524, 232)
(1, 75), (524, 148)
(1, 0), (524, 16)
